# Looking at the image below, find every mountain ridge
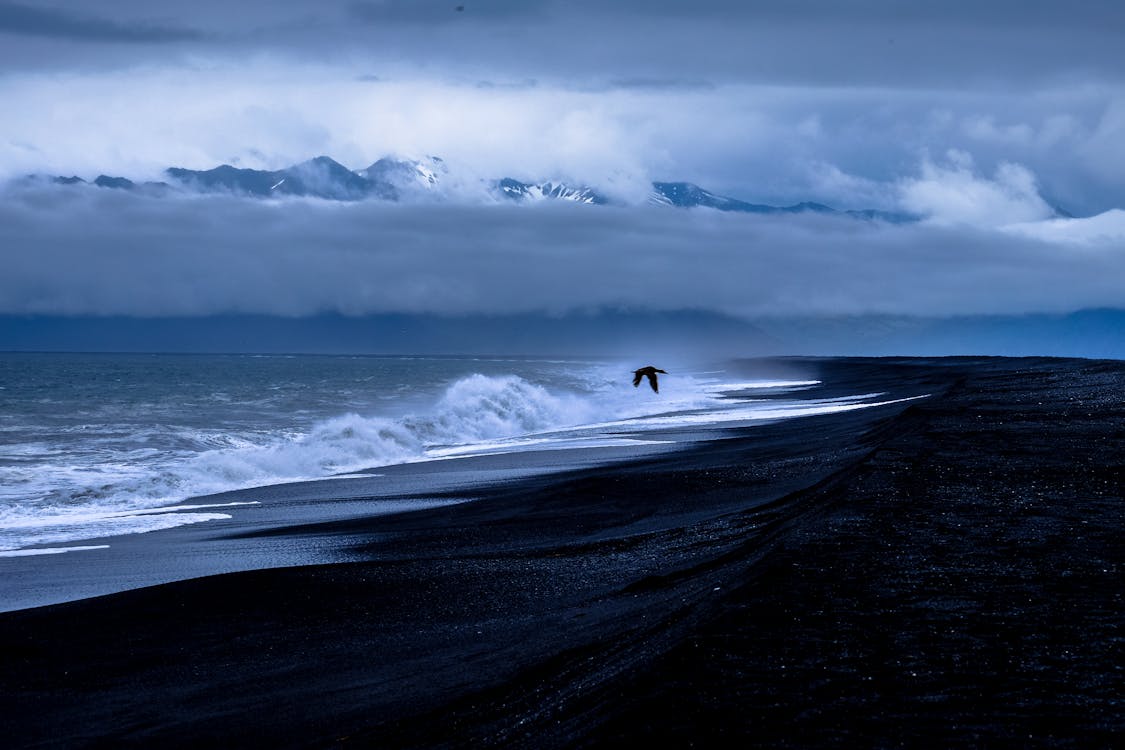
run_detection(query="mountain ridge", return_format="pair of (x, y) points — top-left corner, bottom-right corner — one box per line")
(14, 154), (926, 221)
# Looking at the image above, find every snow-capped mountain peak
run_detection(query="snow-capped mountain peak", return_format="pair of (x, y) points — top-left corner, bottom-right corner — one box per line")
(361, 156), (446, 196)
(13, 154), (926, 223)
(495, 178), (608, 205)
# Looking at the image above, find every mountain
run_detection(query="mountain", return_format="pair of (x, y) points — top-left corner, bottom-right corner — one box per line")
(165, 156), (380, 201)
(651, 181), (787, 212)
(92, 175), (136, 190)
(161, 155), (455, 201)
(651, 182), (914, 222)
(282, 156), (379, 200)
(361, 156), (445, 199)
(753, 308), (1125, 358)
(495, 178), (608, 205)
(18, 154), (915, 221)
(20, 174), (170, 192)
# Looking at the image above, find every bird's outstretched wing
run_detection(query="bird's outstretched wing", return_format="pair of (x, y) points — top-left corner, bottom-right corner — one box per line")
(633, 366), (664, 392)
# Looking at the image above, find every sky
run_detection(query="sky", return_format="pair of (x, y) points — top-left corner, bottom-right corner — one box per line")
(1, 1), (1124, 351)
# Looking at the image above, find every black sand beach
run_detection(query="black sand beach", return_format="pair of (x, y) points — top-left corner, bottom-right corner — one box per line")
(2, 357), (1122, 748)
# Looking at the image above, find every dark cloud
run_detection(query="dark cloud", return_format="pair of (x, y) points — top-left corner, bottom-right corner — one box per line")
(2, 1), (1123, 88)
(329, 1), (1125, 88)
(0, 2), (1120, 361)
(347, 0), (543, 25)
(601, 79), (716, 92)
(0, 2), (202, 43)
(2, 187), (1122, 320)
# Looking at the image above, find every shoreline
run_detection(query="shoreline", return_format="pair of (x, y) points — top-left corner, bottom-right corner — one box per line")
(0, 356), (929, 612)
(0, 439), (682, 613)
(2, 357), (1121, 747)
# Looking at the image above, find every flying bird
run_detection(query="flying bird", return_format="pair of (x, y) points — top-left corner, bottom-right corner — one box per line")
(632, 366), (667, 393)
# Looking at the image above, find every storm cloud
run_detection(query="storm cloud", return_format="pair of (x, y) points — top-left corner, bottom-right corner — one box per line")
(3, 187), (1123, 320)
(4, 2), (1124, 86)
(0, 2), (201, 43)
(3, 67), (1125, 216)
(2, 2), (1125, 214)
(1, 1), (1124, 355)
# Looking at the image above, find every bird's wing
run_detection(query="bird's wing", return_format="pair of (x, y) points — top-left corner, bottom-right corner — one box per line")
(646, 373), (659, 392)
(632, 371), (643, 387)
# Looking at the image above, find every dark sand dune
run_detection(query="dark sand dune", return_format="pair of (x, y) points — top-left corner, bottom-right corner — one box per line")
(1, 358), (1122, 748)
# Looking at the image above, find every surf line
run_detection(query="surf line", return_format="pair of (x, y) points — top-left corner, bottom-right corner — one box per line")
(0, 545), (111, 558)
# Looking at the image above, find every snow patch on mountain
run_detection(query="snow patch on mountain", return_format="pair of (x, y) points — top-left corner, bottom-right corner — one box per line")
(10, 154), (935, 222)
(361, 156), (446, 197)
(495, 178), (608, 205)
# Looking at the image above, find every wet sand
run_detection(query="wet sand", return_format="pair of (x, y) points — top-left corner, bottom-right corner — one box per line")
(1, 357), (1122, 748)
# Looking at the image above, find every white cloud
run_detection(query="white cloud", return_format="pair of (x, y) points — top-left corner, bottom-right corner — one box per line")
(0, 63), (726, 202)
(961, 116), (1035, 146)
(2, 60), (1125, 215)
(806, 162), (896, 211)
(1004, 208), (1125, 244)
(898, 151), (1055, 226)
(1078, 97), (1125, 183)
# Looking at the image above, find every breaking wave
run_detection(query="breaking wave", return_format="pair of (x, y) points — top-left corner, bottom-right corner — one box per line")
(0, 367), (841, 552)
(1, 373), (628, 550)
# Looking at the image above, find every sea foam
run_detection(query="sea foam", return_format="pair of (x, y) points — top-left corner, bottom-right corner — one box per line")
(0, 366), (857, 552)
(1, 371), (655, 550)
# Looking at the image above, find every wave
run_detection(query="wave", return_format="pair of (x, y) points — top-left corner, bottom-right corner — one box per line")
(0, 370), (840, 552)
(0, 372), (640, 550)
(404, 374), (596, 444)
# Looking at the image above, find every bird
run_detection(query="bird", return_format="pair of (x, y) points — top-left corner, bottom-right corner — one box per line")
(632, 366), (667, 393)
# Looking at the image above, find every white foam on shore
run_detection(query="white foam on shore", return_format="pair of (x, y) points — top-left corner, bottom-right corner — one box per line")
(702, 380), (822, 391)
(0, 501), (258, 529)
(0, 545), (110, 558)
(303, 473), (385, 481)
(1, 512), (235, 553)
(427, 435), (675, 459)
(580, 393), (930, 431)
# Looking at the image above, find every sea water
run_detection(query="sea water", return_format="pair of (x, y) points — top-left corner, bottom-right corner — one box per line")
(0, 352), (912, 555)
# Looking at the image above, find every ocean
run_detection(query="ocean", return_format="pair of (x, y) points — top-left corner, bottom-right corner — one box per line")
(0, 352), (919, 556)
